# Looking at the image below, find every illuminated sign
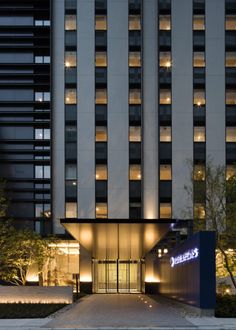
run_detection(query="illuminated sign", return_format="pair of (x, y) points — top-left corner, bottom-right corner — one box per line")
(170, 248), (199, 267)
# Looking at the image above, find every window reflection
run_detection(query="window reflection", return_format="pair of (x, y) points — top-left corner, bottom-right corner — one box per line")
(129, 126), (141, 142)
(96, 165), (107, 180)
(129, 15), (141, 30)
(194, 90), (205, 106)
(226, 15), (236, 30)
(96, 203), (107, 218)
(194, 203), (205, 219)
(160, 89), (171, 104)
(193, 52), (205, 67)
(226, 127), (236, 142)
(65, 15), (76, 30)
(65, 89), (77, 104)
(193, 15), (205, 30)
(95, 52), (107, 67)
(226, 52), (236, 67)
(160, 165), (172, 180)
(129, 52), (141, 67)
(96, 89), (107, 104)
(130, 164), (141, 180)
(159, 52), (171, 68)
(194, 165), (205, 181)
(159, 15), (171, 30)
(226, 165), (236, 180)
(129, 89), (141, 104)
(95, 15), (107, 30)
(160, 126), (171, 142)
(160, 203), (172, 218)
(194, 127), (205, 142)
(96, 126), (107, 142)
(65, 51), (76, 67)
(226, 90), (236, 105)
(66, 202), (77, 218)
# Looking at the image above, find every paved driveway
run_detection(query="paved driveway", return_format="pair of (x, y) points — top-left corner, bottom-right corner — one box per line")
(45, 294), (194, 328)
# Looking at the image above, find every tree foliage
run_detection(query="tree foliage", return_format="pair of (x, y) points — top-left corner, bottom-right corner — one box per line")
(184, 159), (236, 290)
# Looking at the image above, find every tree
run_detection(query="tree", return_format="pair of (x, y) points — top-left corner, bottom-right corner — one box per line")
(184, 159), (236, 290)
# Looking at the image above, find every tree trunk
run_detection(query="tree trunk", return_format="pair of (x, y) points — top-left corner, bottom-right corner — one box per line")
(219, 246), (236, 290)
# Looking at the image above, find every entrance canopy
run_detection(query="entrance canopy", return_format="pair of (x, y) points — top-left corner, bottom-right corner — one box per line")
(61, 219), (172, 259)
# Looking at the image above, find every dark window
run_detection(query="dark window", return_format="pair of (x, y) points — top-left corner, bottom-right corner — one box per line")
(95, 105), (107, 124)
(96, 181), (107, 201)
(95, 142), (107, 163)
(129, 181), (141, 201)
(129, 142), (141, 163)
(159, 142), (172, 162)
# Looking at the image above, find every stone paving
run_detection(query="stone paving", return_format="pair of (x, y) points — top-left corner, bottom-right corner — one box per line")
(45, 294), (194, 328)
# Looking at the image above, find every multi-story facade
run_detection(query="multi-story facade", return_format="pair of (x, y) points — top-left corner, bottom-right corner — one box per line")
(0, 0), (235, 293)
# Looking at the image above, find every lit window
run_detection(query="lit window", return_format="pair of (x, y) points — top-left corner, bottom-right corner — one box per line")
(194, 90), (205, 106)
(96, 165), (107, 180)
(226, 127), (236, 142)
(35, 165), (43, 178)
(96, 126), (107, 142)
(66, 164), (76, 180)
(226, 52), (236, 67)
(129, 52), (141, 67)
(65, 89), (77, 104)
(226, 90), (236, 105)
(129, 15), (141, 30)
(194, 165), (205, 181)
(159, 15), (171, 30)
(160, 89), (171, 104)
(96, 89), (107, 104)
(66, 202), (77, 218)
(95, 15), (107, 30)
(193, 52), (205, 67)
(160, 126), (171, 142)
(226, 165), (236, 180)
(35, 128), (50, 139)
(194, 203), (205, 219)
(159, 52), (171, 68)
(95, 52), (107, 67)
(130, 165), (141, 180)
(193, 15), (205, 30)
(35, 56), (50, 64)
(96, 203), (107, 218)
(35, 204), (43, 217)
(160, 203), (172, 218)
(160, 165), (172, 180)
(226, 15), (236, 30)
(129, 126), (141, 142)
(194, 127), (205, 142)
(65, 15), (76, 30)
(65, 51), (76, 67)
(129, 89), (141, 104)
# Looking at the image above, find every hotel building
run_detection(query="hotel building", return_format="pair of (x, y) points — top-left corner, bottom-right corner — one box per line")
(0, 0), (235, 293)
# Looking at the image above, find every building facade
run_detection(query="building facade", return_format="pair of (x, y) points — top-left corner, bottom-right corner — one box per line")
(0, 0), (235, 293)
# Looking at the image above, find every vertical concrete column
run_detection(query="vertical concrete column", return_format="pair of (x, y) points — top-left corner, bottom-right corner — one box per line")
(143, 0), (159, 219)
(205, 0), (225, 165)
(52, 0), (65, 234)
(107, 0), (129, 218)
(77, 0), (95, 218)
(172, 0), (193, 219)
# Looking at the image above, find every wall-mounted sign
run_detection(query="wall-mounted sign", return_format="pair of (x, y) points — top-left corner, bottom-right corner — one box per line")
(170, 248), (199, 267)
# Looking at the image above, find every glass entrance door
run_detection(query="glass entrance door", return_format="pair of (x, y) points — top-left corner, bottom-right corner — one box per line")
(93, 259), (142, 293)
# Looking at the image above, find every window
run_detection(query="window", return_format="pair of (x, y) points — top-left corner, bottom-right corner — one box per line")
(194, 165), (205, 181)
(95, 52), (107, 67)
(160, 126), (171, 142)
(226, 127), (236, 142)
(65, 51), (76, 67)
(35, 165), (50, 179)
(65, 126), (77, 142)
(160, 90), (171, 104)
(226, 90), (236, 105)
(129, 126), (141, 142)
(226, 165), (236, 180)
(96, 165), (107, 180)
(193, 52), (205, 67)
(160, 203), (171, 218)
(226, 52), (236, 67)
(129, 90), (141, 104)
(65, 15), (76, 30)
(129, 165), (141, 180)
(35, 20), (50, 26)
(193, 15), (205, 30)
(129, 52), (141, 67)
(159, 52), (171, 68)
(95, 15), (107, 30)
(159, 15), (171, 30)
(194, 203), (205, 219)
(35, 128), (50, 139)
(65, 89), (77, 104)
(226, 15), (236, 30)
(194, 90), (205, 106)
(96, 126), (107, 142)
(160, 165), (172, 180)
(35, 56), (50, 64)
(96, 203), (107, 218)
(66, 202), (77, 218)
(129, 15), (141, 30)
(35, 92), (50, 102)
(194, 127), (205, 142)
(66, 164), (77, 180)
(96, 89), (107, 104)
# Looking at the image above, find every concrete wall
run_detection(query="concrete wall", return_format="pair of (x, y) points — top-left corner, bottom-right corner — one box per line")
(0, 286), (73, 304)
